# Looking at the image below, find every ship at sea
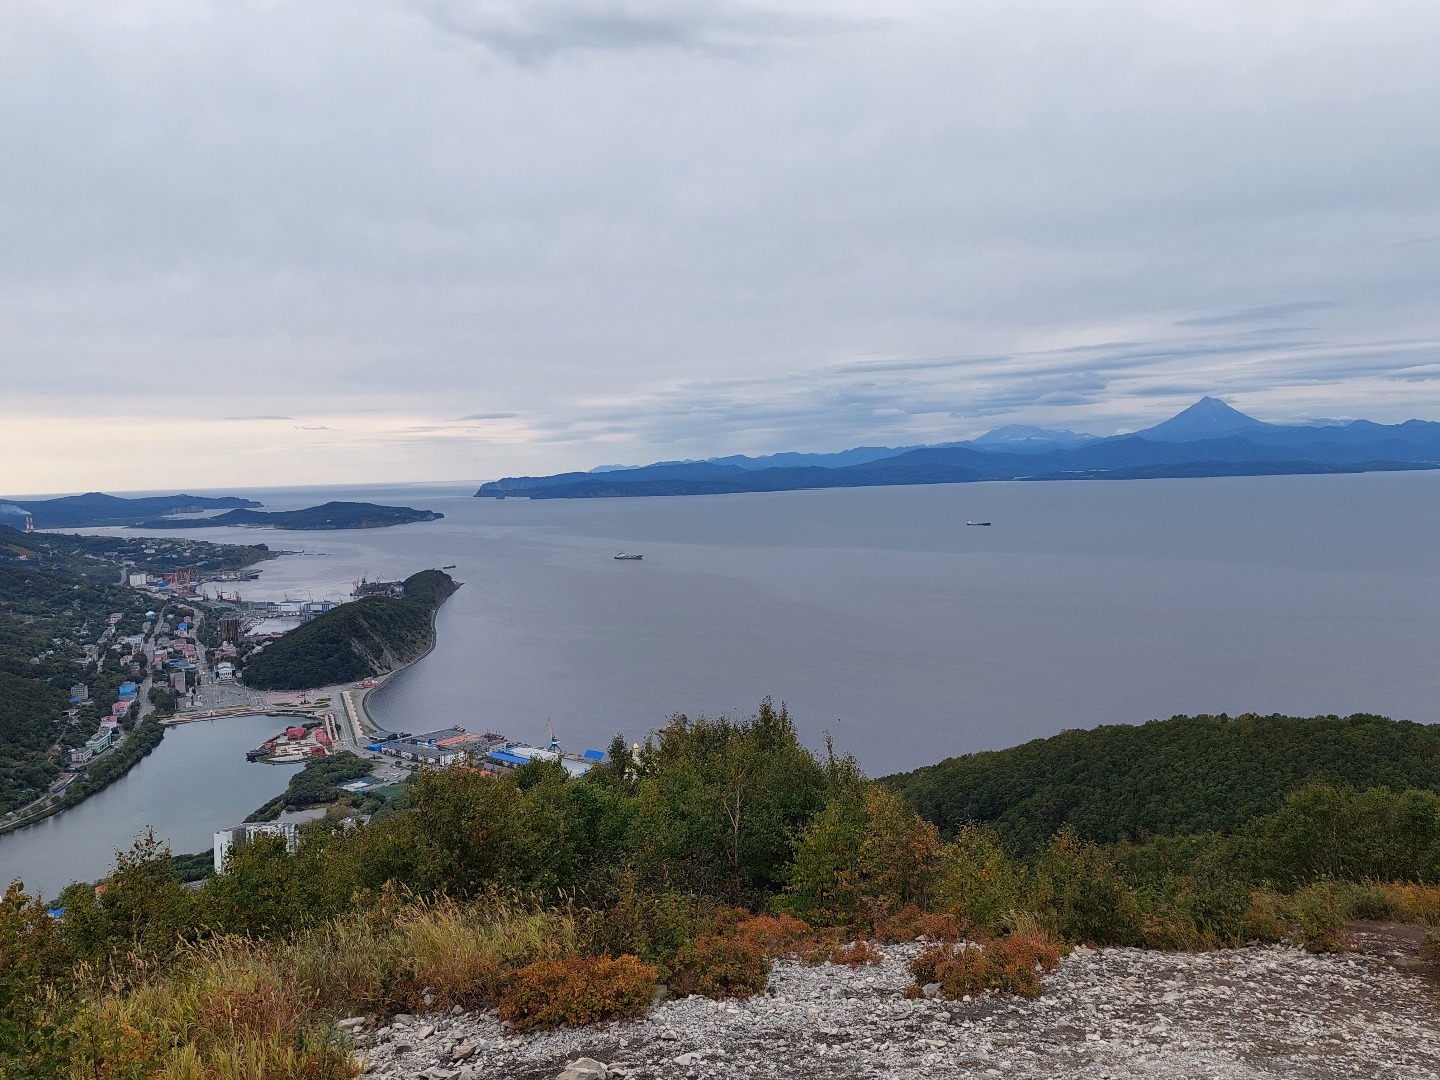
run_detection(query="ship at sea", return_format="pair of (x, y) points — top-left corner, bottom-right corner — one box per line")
(966, 521), (992, 527)
(614, 552), (643, 560)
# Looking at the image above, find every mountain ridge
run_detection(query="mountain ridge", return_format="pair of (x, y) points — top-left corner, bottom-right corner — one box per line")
(475, 399), (1440, 499)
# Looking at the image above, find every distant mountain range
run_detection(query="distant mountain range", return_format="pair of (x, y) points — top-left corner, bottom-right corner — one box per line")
(0, 492), (261, 529)
(475, 398), (1440, 500)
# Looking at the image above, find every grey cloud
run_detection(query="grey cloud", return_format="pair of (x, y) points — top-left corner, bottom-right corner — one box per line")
(1175, 301), (1341, 327)
(402, 0), (856, 62)
(6, 1), (1440, 490)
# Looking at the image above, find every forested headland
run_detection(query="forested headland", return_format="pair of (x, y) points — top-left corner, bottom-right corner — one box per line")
(138, 500), (443, 530)
(6, 701), (1440, 1077)
(880, 712), (1440, 853)
(240, 569), (459, 690)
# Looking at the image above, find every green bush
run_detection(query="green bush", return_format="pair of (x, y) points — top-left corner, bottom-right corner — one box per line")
(931, 825), (1028, 934)
(1031, 829), (1143, 946)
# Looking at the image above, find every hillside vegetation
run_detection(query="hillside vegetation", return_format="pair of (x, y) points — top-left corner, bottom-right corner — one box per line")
(240, 569), (458, 690)
(881, 713), (1440, 855)
(7, 701), (1440, 1077)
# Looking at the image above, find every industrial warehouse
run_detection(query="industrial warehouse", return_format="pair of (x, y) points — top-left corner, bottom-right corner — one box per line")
(368, 727), (606, 777)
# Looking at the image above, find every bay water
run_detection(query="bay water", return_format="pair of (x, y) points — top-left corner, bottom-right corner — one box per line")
(5, 471), (1439, 894)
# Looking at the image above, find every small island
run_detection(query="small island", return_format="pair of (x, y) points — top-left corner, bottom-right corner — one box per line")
(137, 501), (444, 531)
(238, 569), (459, 690)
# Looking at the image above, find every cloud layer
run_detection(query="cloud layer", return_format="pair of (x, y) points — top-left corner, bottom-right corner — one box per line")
(2, 0), (1438, 491)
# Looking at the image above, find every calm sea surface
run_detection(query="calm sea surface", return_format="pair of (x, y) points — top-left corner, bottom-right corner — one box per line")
(5, 472), (1439, 894)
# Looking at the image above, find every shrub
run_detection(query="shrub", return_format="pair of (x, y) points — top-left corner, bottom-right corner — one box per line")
(499, 956), (658, 1031)
(1290, 881), (1351, 953)
(0, 884), (78, 1079)
(1239, 889), (1291, 943)
(825, 938), (884, 967)
(1032, 829), (1143, 946)
(781, 788), (941, 927)
(907, 930), (1061, 1001)
(729, 913), (820, 957)
(579, 879), (717, 972)
(931, 826), (1028, 934)
(669, 934), (769, 997)
(871, 904), (968, 943)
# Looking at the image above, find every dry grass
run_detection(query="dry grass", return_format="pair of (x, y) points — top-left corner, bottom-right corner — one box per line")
(402, 898), (577, 1009)
(1379, 884), (1440, 927)
(63, 937), (353, 1080)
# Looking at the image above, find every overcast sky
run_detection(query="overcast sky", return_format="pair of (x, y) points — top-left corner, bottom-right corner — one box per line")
(4, 0), (1439, 493)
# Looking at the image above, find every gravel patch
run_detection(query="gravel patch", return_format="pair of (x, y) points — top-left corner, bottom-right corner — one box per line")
(351, 940), (1440, 1079)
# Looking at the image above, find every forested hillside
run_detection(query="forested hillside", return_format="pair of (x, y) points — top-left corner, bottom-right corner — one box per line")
(9, 699), (1440, 1078)
(240, 569), (458, 690)
(881, 712), (1440, 853)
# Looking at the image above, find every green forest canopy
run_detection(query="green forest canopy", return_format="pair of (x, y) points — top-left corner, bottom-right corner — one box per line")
(881, 712), (1440, 855)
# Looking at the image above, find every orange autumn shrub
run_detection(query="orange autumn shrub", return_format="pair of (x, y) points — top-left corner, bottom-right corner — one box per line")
(669, 934), (769, 998)
(730, 913), (821, 957)
(871, 904), (969, 943)
(908, 930), (1062, 1000)
(825, 938), (884, 966)
(499, 955), (658, 1031)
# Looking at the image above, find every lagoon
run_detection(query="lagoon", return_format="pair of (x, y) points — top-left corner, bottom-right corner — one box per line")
(0, 715), (299, 899)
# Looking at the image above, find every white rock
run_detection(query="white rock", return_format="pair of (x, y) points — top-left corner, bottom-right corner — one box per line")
(557, 1056), (609, 1080)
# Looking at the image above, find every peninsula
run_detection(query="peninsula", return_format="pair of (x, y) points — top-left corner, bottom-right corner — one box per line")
(238, 568), (459, 689)
(136, 501), (444, 531)
(474, 398), (1440, 499)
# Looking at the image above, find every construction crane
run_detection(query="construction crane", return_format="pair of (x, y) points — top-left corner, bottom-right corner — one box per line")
(545, 718), (560, 753)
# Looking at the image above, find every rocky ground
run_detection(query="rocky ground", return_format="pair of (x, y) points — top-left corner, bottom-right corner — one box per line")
(350, 932), (1440, 1080)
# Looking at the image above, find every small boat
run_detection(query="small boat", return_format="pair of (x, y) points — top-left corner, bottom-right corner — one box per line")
(966, 521), (992, 527)
(613, 552), (644, 560)
(441, 564), (456, 569)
